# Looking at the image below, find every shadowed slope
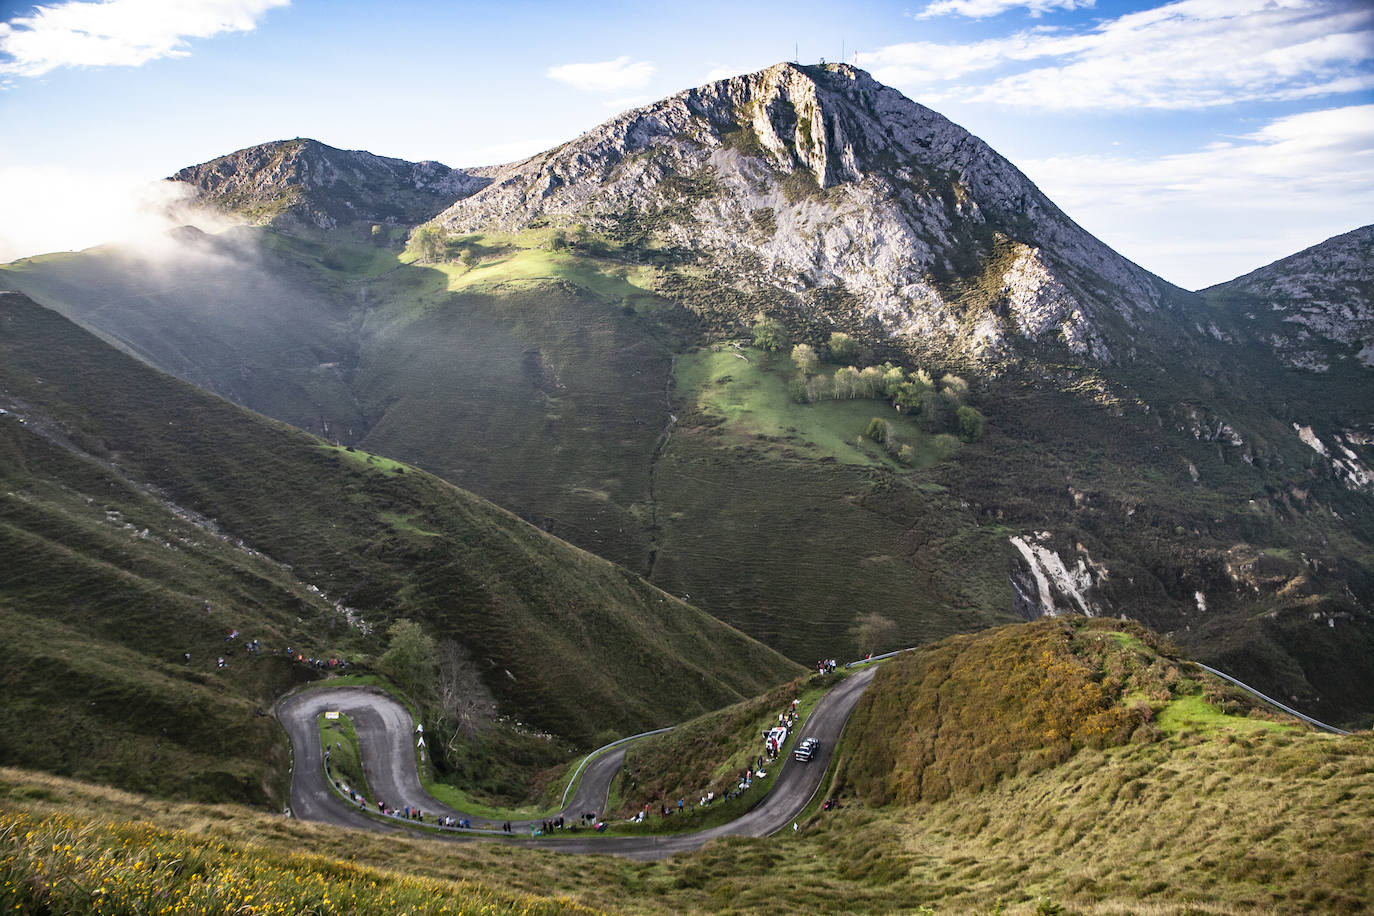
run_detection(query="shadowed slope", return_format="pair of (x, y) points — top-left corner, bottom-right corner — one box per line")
(0, 290), (799, 802)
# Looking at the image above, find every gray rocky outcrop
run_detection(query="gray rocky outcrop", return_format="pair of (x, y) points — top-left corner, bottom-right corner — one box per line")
(1203, 224), (1374, 372)
(435, 62), (1176, 361)
(170, 138), (490, 229)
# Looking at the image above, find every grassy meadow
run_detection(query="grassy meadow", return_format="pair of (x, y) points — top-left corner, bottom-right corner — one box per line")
(673, 345), (945, 469)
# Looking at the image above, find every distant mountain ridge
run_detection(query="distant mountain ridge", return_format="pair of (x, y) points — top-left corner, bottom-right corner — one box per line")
(171, 137), (491, 229)
(1204, 224), (1374, 372)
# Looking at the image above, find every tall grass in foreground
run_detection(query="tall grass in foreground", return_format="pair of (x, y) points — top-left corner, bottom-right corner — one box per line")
(0, 811), (601, 915)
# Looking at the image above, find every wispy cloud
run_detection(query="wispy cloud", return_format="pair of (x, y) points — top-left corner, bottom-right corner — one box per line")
(913, 0), (1094, 20)
(546, 55), (655, 92)
(602, 94), (651, 110)
(702, 65), (743, 83)
(1019, 105), (1374, 287)
(0, 0), (289, 78)
(862, 0), (1374, 109)
(0, 166), (237, 262)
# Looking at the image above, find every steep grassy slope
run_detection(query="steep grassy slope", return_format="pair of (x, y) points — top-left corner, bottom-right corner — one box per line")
(7, 225), (1372, 727)
(349, 246), (689, 572)
(3, 616), (1369, 914)
(0, 228), (367, 439)
(0, 290), (799, 799)
(839, 617), (1298, 806)
(0, 384), (349, 805)
(1, 231), (1018, 667)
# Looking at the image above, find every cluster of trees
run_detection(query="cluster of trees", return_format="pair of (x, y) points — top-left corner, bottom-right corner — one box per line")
(864, 417), (921, 465)
(409, 228), (490, 270)
(412, 226), (447, 264)
(549, 223), (615, 257)
(768, 323), (986, 446)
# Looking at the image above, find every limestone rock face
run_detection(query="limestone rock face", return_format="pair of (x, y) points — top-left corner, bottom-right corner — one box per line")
(1001, 244), (1108, 359)
(435, 62), (1175, 361)
(1008, 532), (1107, 620)
(170, 138), (490, 229)
(1204, 224), (1374, 371)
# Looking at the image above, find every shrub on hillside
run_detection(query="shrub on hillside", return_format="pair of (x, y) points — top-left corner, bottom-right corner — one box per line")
(791, 343), (819, 376)
(751, 314), (790, 352)
(957, 405), (985, 443)
(839, 618), (1180, 806)
(827, 332), (860, 362)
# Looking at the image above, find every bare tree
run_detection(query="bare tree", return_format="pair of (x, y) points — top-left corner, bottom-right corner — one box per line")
(851, 612), (900, 656)
(805, 373), (830, 402)
(436, 640), (497, 746)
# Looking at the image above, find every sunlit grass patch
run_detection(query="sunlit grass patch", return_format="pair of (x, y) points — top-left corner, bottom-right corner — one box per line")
(320, 443), (413, 474)
(674, 347), (939, 468)
(1156, 693), (1299, 737)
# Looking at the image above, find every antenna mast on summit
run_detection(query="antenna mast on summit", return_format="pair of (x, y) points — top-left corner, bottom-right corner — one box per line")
(794, 42), (798, 63)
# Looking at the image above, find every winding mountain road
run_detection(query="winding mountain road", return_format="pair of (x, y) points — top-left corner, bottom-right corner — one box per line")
(276, 667), (876, 860)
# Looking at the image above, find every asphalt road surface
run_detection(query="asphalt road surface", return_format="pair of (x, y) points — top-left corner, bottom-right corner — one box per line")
(275, 666), (877, 860)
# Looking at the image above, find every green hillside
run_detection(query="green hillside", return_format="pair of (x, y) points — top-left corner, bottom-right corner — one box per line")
(839, 617), (1303, 806)
(3, 617), (1370, 914)
(0, 290), (799, 804)
(5, 216), (1372, 729)
(1, 229), (1018, 667)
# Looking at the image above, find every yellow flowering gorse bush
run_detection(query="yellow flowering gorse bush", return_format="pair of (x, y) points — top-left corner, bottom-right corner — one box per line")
(1, 812), (601, 915)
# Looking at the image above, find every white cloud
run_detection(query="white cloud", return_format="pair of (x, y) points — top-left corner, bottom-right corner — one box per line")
(602, 94), (651, 110)
(914, 0), (1094, 19)
(702, 65), (743, 83)
(0, 0), (288, 77)
(0, 166), (238, 262)
(546, 55), (655, 92)
(859, 33), (1054, 85)
(1019, 105), (1374, 287)
(861, 0), (1374, 110)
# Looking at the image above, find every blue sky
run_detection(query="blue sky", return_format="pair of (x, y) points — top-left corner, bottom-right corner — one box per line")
(1, 0), (1371, 288)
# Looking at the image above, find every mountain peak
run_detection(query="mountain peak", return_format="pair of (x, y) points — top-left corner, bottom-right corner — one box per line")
(705, 61), (875, 189)
(435, 62), (1173, 364)
(170, 138), (490, 230)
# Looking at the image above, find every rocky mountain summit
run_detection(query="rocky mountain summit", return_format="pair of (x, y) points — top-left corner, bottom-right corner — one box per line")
(171, 138), (490, 230)
(1204, 224), (1374, 372)
(435, 62), (1179, 362)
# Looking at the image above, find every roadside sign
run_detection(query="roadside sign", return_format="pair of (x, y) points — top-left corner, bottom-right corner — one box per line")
(324, 711), (340, 720)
